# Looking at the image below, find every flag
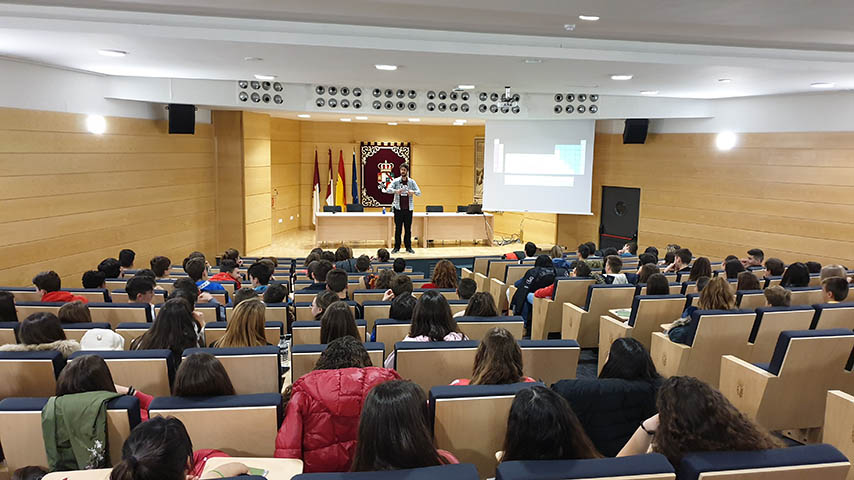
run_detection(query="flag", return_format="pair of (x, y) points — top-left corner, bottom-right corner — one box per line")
(312, 150), (320, 225)
(351, 150), (359, 204)
(335, 150), (347, 208)
(326, 149), (334, 207)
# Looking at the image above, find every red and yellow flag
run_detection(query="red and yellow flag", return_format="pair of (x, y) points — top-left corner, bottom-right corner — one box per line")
(335, 150), (347, 208)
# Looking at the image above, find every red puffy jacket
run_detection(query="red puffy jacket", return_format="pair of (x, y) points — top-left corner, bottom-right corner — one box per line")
(274, 367), (401, 472)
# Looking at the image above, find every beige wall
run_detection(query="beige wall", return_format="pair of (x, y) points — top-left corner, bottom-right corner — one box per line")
(0, 107), (216, 287)
(242, 112), (272, 252)
(271, 119), (301, 235)
(212, 110), (245, 253)
(559, 132), (854, 265)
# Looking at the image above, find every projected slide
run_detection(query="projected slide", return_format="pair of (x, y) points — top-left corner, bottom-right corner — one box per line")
(494, 139), (586, 187)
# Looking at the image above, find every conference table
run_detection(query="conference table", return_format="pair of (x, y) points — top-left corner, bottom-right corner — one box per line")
(315, 211), (494, 248)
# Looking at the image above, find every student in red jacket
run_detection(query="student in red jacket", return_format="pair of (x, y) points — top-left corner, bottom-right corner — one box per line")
(275, 336), (400, 472)
(209, 258), (242, 290)
(34, 271), (88, 304)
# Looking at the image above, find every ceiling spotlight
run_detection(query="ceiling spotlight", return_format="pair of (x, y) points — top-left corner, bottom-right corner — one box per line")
(610, 74), (633, 81)
(578, 15), (600, 21)
(453, 122), (466, 126)
(355, 116), (368, 120)
(718, 78), (733, 84)
(375, 64), (398, 71)
(98, 49), (127, 57)
(523, 58), (543, 64)
(640, 90), (659, 95)
(408, 118), (421, 122)
(454, 119), (467, 124)
(811, 82), (835, 89)
(457, 85), (475, 90)
(387, 122), (398, 126)
(297, 114), (311, 119)
(86, 114), (106, 134)
(716, 131), (737, 151)
(243, 56), (263, 61)
(254, 74), (276, 81)
(564, 24), (576, 31)
(340, 118), (352, 122)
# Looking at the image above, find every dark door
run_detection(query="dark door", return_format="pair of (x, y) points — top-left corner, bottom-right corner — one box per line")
(599, 186), (640, 251)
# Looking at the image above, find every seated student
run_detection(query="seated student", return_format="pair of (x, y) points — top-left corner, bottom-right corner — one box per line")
(637, 252), (657, 267)
(618, 242), (638, 257)
(82, 270), (107, 289)
(663, 248), (692, 274)
(822, 277), (849, 303)
(320, 301), (360, 344)
(593, 255), (628, 285)
(548, 245), (564, 260)
(355, 255), (375, 289)
(232, 287), (259, 306)
(134, 269), (157, 280)
(601, 247), (619, 258)
(111, 416), (249, 480)
(185, 257), (227, 297)
(392, 257), (406, 274)
(130, 299), (199, 364)
(724, 258), (746, 280)
(149, 256), (172, 280)
(665, 276), (735, 345)
(297, 260), (333, 294)
(0, 291), (16, 322)
(222, 247), (242, 267)
(457, 277), (477, 301)
(326, 268), (349, 300)
(33, 271), (88, 304)
(643, 246), (659, 263)
(618, 376), (782, 463)
(98, 258), (121, 279)
(211, 298), (269, 348)
(575, 243), (602, 269)
(247, 261), (274, 294)
(533, 261), (592, 301)
(511, 255), (556, 323)
(821, 264), (848, 281)
(311, 290), (342, 321)
(742, 248), (765, 268)
(462, 292), (499, 317)
(451, 327), (535, 385)
(645, 273), (670, 296)
(126, 276), (157, 319)
(351, 380), (459, 471)
(736, 271), (761, 291)
(321, 250), (337, 263)
(0, 312), (80, 357)
(764, 285), (791, 307)
(263, 283), (287, 304)
(764, 257), (785, 278)
(55, 354), (151, 421)
(58, 300), (91, 324)
(499, 386), (601, 463)
(335, 246), (358, 272)
(688, 257), (712, 282)
(696, 275), (711, 292)
(522, 241), (538, 260)
(553, 337), (662, 456)
(806, 261), (823, 274)
(384, 290), (468, 368)
(118, 248), (136, 273)
(276, 337), (400, 472)
(373, 269), (396, 291)
(172, 352), (236, 397)
(660, 251), (675, 268)
(374, 248), (391, 263)
(382, 274), (414, 301)
(781, 262), (810, 288)
(636, 263), (660, 284)
(422, 259), (458, 289)
(209, 259), (241, 290)
(388, 293), (416, 321)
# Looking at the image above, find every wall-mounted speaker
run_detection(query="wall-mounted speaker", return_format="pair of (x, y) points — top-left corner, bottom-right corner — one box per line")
(167, 104), (195, 135)
(623, 119), (649, 144)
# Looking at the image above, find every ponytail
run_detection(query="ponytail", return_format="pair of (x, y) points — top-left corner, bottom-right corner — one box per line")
(109, 417), (193, 480)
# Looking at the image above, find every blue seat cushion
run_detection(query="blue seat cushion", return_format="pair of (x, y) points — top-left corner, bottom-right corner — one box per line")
(115, 322), (152, 330)
(362, 300), (392, 307)
(184, 346), (279, 356)
(678, 444), (848, 480)
(518, 339), (580, 349)
(292, 463), (479, 480)
(150, 393), (284, 426)
(455, 315), (524, 323)
(749, 305), (815, 342)
(766, 329), (854, 375)
(292, 342), (385, 354)
(395, 340), (479, 352)
(0, 350), (65, 377)
(496, 454), (674, 480)
(63, 322), (111, 330)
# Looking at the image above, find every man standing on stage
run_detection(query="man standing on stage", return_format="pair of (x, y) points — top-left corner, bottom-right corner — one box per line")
(384, 162), (421, 254)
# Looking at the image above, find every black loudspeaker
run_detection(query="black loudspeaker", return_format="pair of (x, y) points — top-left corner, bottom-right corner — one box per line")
(168, 104), (196, 134)
(623, 119), (649, 144)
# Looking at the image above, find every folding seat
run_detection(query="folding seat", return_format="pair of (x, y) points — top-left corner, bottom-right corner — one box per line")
(156, 302), (221, 325)
(460, 267), (474, 280)
(346, 279), (364, 298)
(681, 281), (699, 295)
(473, 272), (489, 293)
(115, 322), (150, 348)
(353, 289), (386, 305)
(720, 329), (854, 432)
(14, 301), (62, 318)
(362, 300), (391, 333)
(490, 265), (531, 313)
(183, 346), (282, 394)
(88, 303), (153, 328)
(562, 284), (637, 347)
(42, 469), (115, 479)
(155, 278), (177, 293)
(0, 321), (17, 345)
(812, 303), (854, 330)
(290, 343), (385, 383)
(823, 390), (854, 480)
(598, 294), (686, 372)
(531, 277), (595, 340)
(810, 274), (824, 287)
(431, 383), (540, 478)
(105, 278), (127, 291)
(448, 299), (468, 315)
(291, 464), (478, 480)
(789, 286), (825, 306)
(374, 319), (412, 355)
(473, 256), (501, 276)
(456, 316), (524, 341)
(764, 275), (783, 288)
(486, 259), (518, 281)
(0, 350), (64, 400)
(747, 305), (816, 363)
(62, 322), (112, 343)
(406, 272), (426, 281)
(111, 289), (167, 304)
(412, 288), (458, 301)
(650, 309), (756, 387)
(678, 444), (849, 480)
(519, 339), (580, 386)
(394, 341), (479, 392)
(736, 289), (767, 309)
(61, 288), (112, 302)
(291, 319), (367, 344)
(0, 395), (141, 472)
(496, 454), (675, 480)
(149, 393), (282, 457)
(0, 286), (42, 302)
(204, 321), (284, 346)
(70, 349), (175, 397)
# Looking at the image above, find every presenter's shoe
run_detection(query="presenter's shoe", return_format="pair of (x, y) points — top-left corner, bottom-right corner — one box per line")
(391, 248), (400, 254)
(406, 248), (415, 254)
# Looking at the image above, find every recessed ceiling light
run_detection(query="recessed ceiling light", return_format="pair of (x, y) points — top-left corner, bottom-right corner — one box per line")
(718, 78), (733, 84)
(454, 119), (467, 124)
(86, 115), (106, 134)
(610, 74), (633, 81)
(98, 49), (127, 57)
(387, 122), (398, 126)
(640, 90), (659, 95)
(243, 56), (263, 62)
(523, 58), (543, 64)
(340, 118), (352, 122)
(716, 131), (737, 151)
(355, 116), (369, 120)
(254, 74), (276, 81)
(811, 82), (835, 89)
(578, 15), (600, 21)
(375, 64), (398, 71)
(297, 114), (311, 119)
(408, 118), (420, 122)
(563, 24), (576, 31)
(457, 85), (475, 90)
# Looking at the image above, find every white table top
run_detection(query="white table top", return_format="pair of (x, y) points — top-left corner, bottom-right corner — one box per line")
(316, 211), (492, 218)
(203, 457), (304, 480)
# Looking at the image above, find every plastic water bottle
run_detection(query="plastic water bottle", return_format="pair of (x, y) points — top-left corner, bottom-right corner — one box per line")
(278, 334), (291, 372)
(382, 207), (386, 214)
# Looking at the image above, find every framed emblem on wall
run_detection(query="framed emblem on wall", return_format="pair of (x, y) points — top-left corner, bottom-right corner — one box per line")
(360, 142), (411, 207)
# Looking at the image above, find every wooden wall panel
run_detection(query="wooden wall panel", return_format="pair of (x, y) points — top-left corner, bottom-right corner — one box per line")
(558, 132), (854, 265)
(212, 110), (245, 254)
(0, 107), (215, 287)
(242, 112), (272, 252)
(271, 119), (301, 235)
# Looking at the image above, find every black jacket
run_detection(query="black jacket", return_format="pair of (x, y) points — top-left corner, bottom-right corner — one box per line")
(335, 258), (358, 272)
(552, 378), (661, 457)
(510, 266), (555, 315)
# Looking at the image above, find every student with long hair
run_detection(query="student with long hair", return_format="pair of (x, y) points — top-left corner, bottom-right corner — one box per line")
(599, 338), (661, 383)
(644, 273), (670, 296)
(351, 380), (458, 471)
(0, 291), (16, 323)
(618, 376), (782, 463)
(311, 290), (342, 321)
(319, 301), (360, 344)
(500, 386), (600, 462)
(637, 263), (660, 284)
(383, 290), (467, 368)
(781, 262), (810, 288)
(666, 276), (735, 345)
(451, 328), (534, 385)
(724, 259), (746, 280)
(275, 337), (400, 472)
(172, 353), (236, 397)
(422, 260), (458, 289)
(688, 257), (712, 282)
(0, 312), (80, 358)
(211, 298), (268, 348)
(55, 354), (153, 420)
(736, 271), (761, 291)
(130, 299), (199, 363)
(462, 292), (499, 317)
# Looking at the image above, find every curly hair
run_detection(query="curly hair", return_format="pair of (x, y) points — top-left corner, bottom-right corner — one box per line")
(430, 260), (458, 289)
(654, 376), (782, 464)
(314, 336), (372, 370)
